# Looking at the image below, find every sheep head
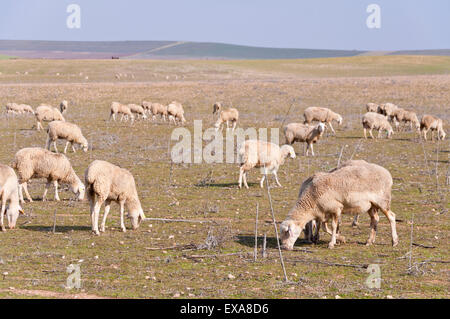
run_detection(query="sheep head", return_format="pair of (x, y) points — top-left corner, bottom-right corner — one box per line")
(6, 204), (24, 229)
(280, 219), (303, 250)
(280, 145), (296, 160)
(213, 102), (221, 115)
(317, 122), (326, 134)
(72, 178), (85, 200)
(128, 206), (146, 230)
(337, 115), (343, 125)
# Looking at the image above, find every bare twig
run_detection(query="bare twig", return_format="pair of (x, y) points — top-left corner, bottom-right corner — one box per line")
(254, 203), (259, 262)
(143, 217), (214, 224)
(337, 145), (345, 167)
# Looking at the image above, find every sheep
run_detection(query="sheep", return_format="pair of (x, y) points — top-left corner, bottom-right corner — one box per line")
(128, 104), (147, 120)
(284, 122), (326, 156)
(84, 160), (146, 235)
(60, 100), (68, 114)
(280, 160), (399, 249)
(238, 140), (296, 189)
(110, 102), (134, 123)
(12, 147), (85, 203)
(392, 108), (420, 132)
(150, 103), (168, 122)
(167, 101), (186, 125)
(141, 101), (152, 115)
(420, 115), (446, 141)
(303, 107), (343, 134)
(366, 103), (380, 113)
(19, 104), (35, 115)
(362, 112), (394, 139)
(5, 103), (34, 115)
(0, 164), (24, 231)
(379, 103), (398, 121)
(45, 121), (88, 154)
(35, 105), (65, 130)
(213, 102), (239, 131)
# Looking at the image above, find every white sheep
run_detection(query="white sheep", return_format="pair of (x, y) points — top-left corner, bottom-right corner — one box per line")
(0, 164), (24, 231)
(420, 114), (446, 141)
(213, 102), (239, 131)
(280, 160), (399, 249)
(392, 108), (420, 132)
(238, 140), (296, 189)
(85, 160), (146, 235)
(128, 104), (147, 120)
(35, 105), (65, 130)
(362, 112), (394, 139)
(284, 122), (326, 156)
(167, 101), (186, 125)
(379, 103), (398, 122)
(303, 107), (343, 134)
(12, 147), (85, 203)
(150, 103), (168, 122)
(6, 103), (34, 115)
(366, 103), (380, 113)
(109, 102), (135, 123)
(45, 121), (88, 154)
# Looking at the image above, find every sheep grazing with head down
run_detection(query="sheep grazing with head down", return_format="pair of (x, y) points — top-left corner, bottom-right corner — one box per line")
(280, 160), (399, 249)
(362, 112), (394, 139)
(284, 122), (326, 156)
(0, 164), (24, 231)
(141, 101), (152, 115)
(128, 104), (147, 120)
(213, 102), (239, 132)
(35, 105), (65, 130)
(303, 107), (343, 134)
(45, 121), (88, 154)
(238, 140), (296, 189)
(5, 103), (34, 115)
(392, 108), (420, 132)
(150, 103), (168, 122)
(167, 101), (186, 125)
(110, 102), (134, 123)
(366, 103), (380, 113)
(420, 114), (446, 141)
(12, 147), (85, 203)
(85, 160), (146, 235)
(379, 103), (398, 121)
(60, 100), (68, 114)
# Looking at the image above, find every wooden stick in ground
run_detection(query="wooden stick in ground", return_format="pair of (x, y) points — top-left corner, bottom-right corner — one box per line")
(263, 165), (288, 282)
(52, 209), (57, 234)
(254, 203), (259, 262)
(262, 233), (267, 258)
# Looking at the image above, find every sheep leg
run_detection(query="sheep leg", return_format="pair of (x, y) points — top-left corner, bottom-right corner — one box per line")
(18, 184), (25, 204)
(71, 143), (76, 153)
(119, 201), (126, 232)
(232, 121), (237, 131)
(312, 220), (321, 243)
(100, 199), (111, 232)
(42, 180), (52, 201)
(0, 198), (6, 231)
(328, 215), (339, 249)
(238, 167), (244, 189)
(369, 129), (374, 139)
(310, 143), (315, 156)
(364, 128), (367, 139)
(381, 209), (399, 246)
(64, 141), (70, 154)
(90, 200), (102, 236)
(274, 171), (282, 187)
(260, 174), (265, 188)
(52, 141), (58, 153)
(328, 122), (336, 134)
(351, 214), (359, 227)
(53, 181), (60, 201)
(366, 207), (379, 246)
(243, 172), (249, 189)
(22, 182), (33, 202)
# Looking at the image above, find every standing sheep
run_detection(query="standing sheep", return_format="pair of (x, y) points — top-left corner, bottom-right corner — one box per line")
(0, 164), (24, 231)
(128, 104), (148, 120)
(392, 108), (420, 132)
(110, 102), (134, 123)
(213, 102), (239, 132)
(150, 103), (168, 122)
(284, 122), (326, 156)
(238, 140), (296, 189)
(167, 101), (186, 125)
(362, 112), (394, 139)
(35, 105), (65, 130)
(366, 103), (380, 113)
(45, 121), (88, 154)
(420, 115), (446, 141)
(379, 103), (398, 120)
(85, 160), (146, 235)
(280, 160), (399, 249)
(12, 147), (85, 203)
(303, 107), (343, 134)
(19, 104), (35, 115)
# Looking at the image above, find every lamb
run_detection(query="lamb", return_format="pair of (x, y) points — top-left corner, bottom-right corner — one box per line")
(303, 107), (343, 134)
(420, 114), (446, 141)
(0, 164), (24, 231)
(150, 103), (168, 122)
(238, 140), (296, 189)
(362, 112), (394, 139)
(45, 121), (88, 154)
(128, 104), (147, 120)
(167, 101), (186, 125)
(284, 122), (326, 156)
(84, 160), (146, 235)
(280, 160), (399, 249)
(35, 105), (65, 130)
(60, 100), (68, 114)
(392, 108), (420, 132)
(213, 102), (239, 131)
(12, 147), (85, 203)
(366, 103), (380, 113)
(109, 102), (134, 123)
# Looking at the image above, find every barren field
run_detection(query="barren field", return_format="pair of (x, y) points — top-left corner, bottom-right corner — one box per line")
(0, 56), (448, 299)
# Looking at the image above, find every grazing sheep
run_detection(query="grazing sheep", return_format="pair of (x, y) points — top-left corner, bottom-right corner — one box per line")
(85, 160), (146, 235)
(45, 121), (88, 154)
(420, 115), (446, 141)
(150, 103), (168, 122)
(0, 164), (24, 231)
(128, 104), (147, 120)
(379, 103), (398, 120)
(366, 103), (380, 113)
(141, 101), (152, 114)
(6, 103), (34, 115)
(213, 102), (239, 131)
(238, 140), (296, 189)
(110, 102), (134, 123)
(280, 160), (399, 249)
(303, 107), (343, 134)
(19, 104), (35, 115)
(35, 105), (65, 130)
(284, 122), (326, 156)
(60, 100), (68, 114)
(167, 101), (186, 125)
(392, 108), (420, 132)
(12, 147), (85, 203)
(362, 112), (394, 139)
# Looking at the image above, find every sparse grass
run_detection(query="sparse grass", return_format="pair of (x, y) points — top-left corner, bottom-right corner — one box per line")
(0, 57), (448, 299)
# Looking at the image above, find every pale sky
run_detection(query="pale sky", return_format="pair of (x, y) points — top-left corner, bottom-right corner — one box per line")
(0, 0), (449, 50)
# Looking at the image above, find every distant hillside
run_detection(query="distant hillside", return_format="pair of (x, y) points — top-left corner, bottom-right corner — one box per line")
(0, 40), (448, 60)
